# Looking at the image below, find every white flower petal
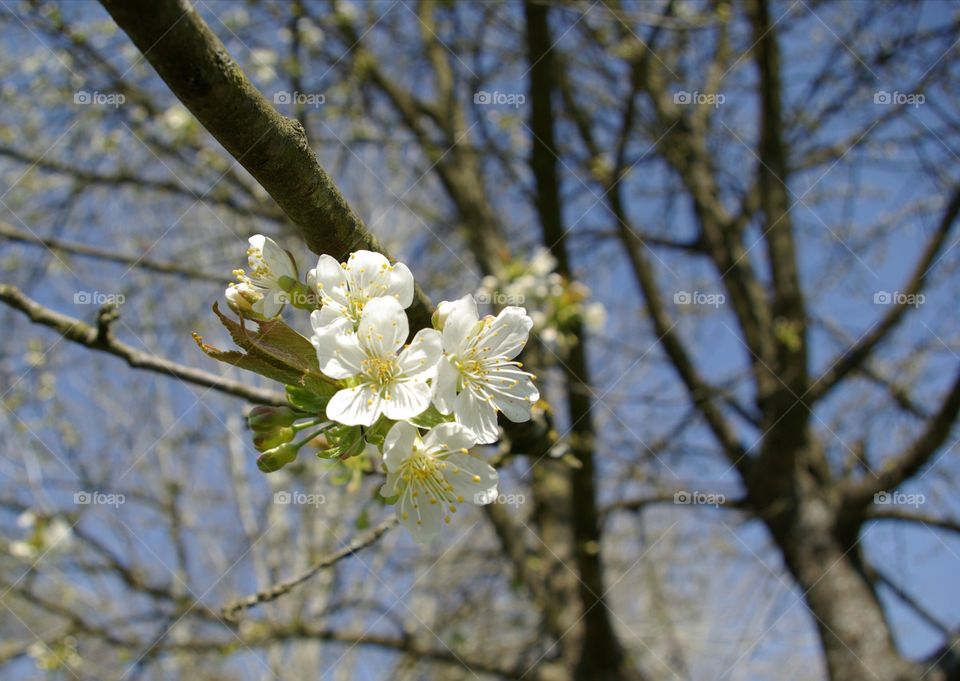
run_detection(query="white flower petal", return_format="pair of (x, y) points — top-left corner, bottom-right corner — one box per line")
(424, 422), (477, 452)
(383, 421), (417, 472)
(312, 321), (365, 379)
(311, 305), (351, 334)
(397, 328), (442, 378)
(358, 297), (408, 356)
(326, 384), (380, 426)
(432, 358), (459, 415)
(442, 295), (479, 352)
(313, 254), (348, 305)
(397, 485), (443, 543)
(346, 250), (392, 298)
(258, 235), (297, 279)
(486, 369), (539, 422)
(480, 306), (532, 360)
(389, 262), (415, 307)
(445, 452), (498, 502)
(253, 290), (285, 318)
(382, 380), (432, 421)
(454, 388), (499, 444)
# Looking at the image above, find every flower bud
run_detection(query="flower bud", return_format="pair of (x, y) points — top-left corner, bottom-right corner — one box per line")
(253, 426), (296, 452)
(256, 442), (300, 473)
(225, 281), (264, 318)
(248, 406), (298, 431)
(433, 296), (469, 331)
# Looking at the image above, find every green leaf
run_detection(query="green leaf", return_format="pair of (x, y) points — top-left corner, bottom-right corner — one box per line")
(194, 303), (338, 393)
(407, 405), (453, 429)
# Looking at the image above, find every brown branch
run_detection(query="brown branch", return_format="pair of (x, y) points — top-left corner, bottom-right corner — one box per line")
(98, 0), (434, 332)
(809, 186), (960, 403)
(842, 365), (960, 508)
(866, 507), (960, 536)
(0, 222), (223, 283)
(0, 284), (284, 405)
(219, 516), (397, 620)
(525, 4), (643, 679)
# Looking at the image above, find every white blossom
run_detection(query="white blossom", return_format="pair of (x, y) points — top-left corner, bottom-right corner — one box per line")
(309, 250), (414, 334)
(433, 295), (539, 444)
(380, 421), (498, 542)
(230, 234), (298, 318)
(312, 297), (440, 426)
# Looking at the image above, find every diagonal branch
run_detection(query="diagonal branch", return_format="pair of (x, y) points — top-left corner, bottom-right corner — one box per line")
(842, 365), (960, 508)
(809, 186), (960, 403)
(97, 0), (433, 332)
(219, 516), (397, 620)
(0, 284), (284, 405)
(0, 222), (222, 283)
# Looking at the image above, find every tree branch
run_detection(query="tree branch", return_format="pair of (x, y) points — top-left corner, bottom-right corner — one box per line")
(842, 365), (960, 507)
(220, 516), (397, 620)
(0, 284), (284, 405)
(0, 222), (223, 283)
(98, 0), (433, 331)
(809, 186), (960, 403)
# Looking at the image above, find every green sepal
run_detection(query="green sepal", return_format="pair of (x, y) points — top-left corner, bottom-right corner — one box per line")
(253, 426), (296, 452)
(256, 441), (300, 473)
(248, 405), (299, 431)
(285, 385), (332, 415)
(363, 416), (396, 447)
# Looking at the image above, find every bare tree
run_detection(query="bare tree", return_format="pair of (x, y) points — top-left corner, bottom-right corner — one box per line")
(1, 1), (958, 680)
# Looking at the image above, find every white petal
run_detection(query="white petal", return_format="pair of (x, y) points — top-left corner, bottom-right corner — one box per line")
(311, 304), (351, 334)
(397, 328), (442, 378)
(253, 290), (284, 318)
(379, 472), (400, 499)
(312, 321), (365, 379)
(454, 388), (499, 444)
(313, 254), (348, 305)
(253, 234), (297, 280)
(346, 250), (392, 298)
(382, 380), (432, 421)
(326, 384), (381, 426)
(383, 421), (418, 472)
(389, 262), (415, 307)
(432, 358), (459, 415)
(397, 485), (443, 543)
(424, 422), (477, 452)
(445, 452), (499, 503)
(486, 370), (539, 423)
(480, 307), (532, 360)
(358, 297), (408, 356)
(442, 295), (479, 352)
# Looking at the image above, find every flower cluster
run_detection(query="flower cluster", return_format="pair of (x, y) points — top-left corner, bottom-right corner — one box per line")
(208, 235), (540, 541)
(475, 247), (605, 356)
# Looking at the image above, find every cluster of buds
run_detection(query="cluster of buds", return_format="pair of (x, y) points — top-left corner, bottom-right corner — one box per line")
(476, 247), (605, 356)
